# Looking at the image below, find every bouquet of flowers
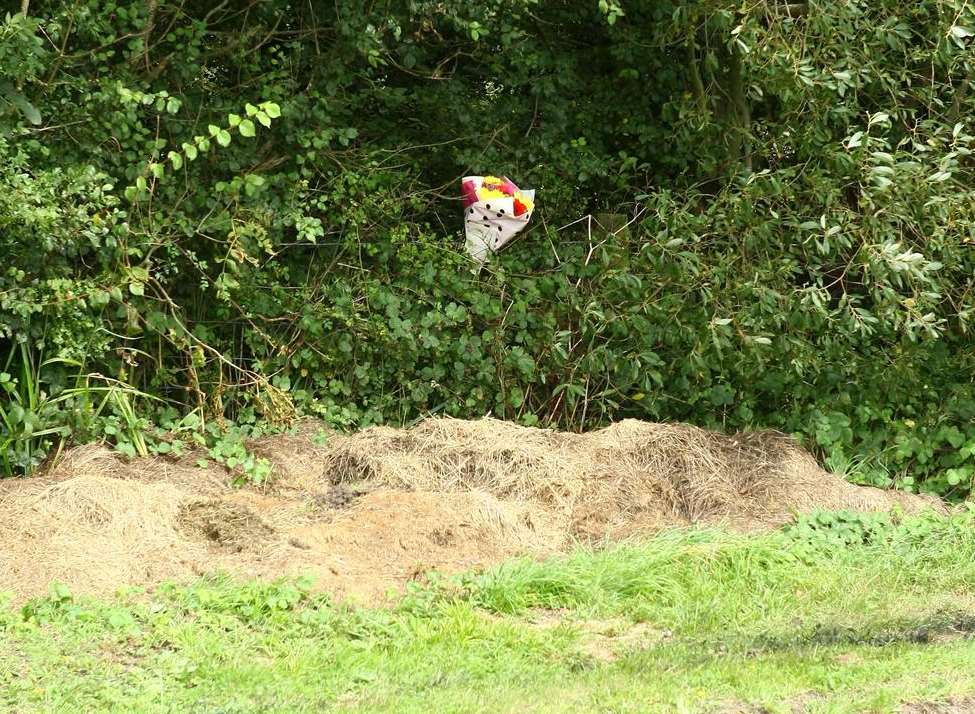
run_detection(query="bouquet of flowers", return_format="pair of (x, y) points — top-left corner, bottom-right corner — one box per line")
(462, 175), (535, 263)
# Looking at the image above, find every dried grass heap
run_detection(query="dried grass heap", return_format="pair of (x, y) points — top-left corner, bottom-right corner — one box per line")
(322, 418), (937, 535)
(0, 418), (941, 604)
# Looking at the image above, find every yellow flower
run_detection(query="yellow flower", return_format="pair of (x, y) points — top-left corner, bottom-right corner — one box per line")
(477, 186), (506, 201)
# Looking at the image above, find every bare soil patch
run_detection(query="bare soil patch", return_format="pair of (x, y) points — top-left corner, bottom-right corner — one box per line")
(902, 698), (975, 713)
(0, 418), (943, 604)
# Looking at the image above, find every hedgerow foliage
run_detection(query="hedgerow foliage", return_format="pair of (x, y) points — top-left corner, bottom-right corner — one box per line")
(2, 1), (975, 495)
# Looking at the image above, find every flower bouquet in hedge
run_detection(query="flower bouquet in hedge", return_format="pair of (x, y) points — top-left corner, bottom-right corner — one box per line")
(462, 175), (535, 263)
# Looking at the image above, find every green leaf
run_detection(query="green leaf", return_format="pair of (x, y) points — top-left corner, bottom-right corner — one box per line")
(208, 124), (221, 137)
(168, 151), (183, 170)
(124, 186), (138, 202)
(262, 102), (281, 118)
(48, 582), (72, 602)
(150, 163), (165, 179)
(136, 176), (148, 193)
(256, 111), (272, 128)
(1, 82), (42, 125)
(509, 386), (524, 408)
(239, 119), (256, 137)
(182, 143), (198, 161)
(12, 95), (41, 125)
(245, 103), (259, 116)
(228, 113), (241, 127)
(216, 129), (232, 147)
(129, 282), (145, 296)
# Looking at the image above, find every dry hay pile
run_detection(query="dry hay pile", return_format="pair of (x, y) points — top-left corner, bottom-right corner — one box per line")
(0, 418), (941, 604)
(322, 418), (937, 537)
(0, 446), (212, 598)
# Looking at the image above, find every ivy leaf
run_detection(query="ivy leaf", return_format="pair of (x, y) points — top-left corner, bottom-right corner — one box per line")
(216, 129), (232, 147)
(168, 151), (183, 170)
(239, 119), (256, 137)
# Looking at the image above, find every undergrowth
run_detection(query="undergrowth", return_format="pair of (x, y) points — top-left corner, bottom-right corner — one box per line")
(5, 3), (975, 498)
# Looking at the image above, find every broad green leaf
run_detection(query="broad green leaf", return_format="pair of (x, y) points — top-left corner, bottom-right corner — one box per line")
(239, 119), (256, 137)
(3, 85), (42, 125)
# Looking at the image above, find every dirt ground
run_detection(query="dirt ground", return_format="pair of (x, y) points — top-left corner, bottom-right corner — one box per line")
(0, 418), (944, 604)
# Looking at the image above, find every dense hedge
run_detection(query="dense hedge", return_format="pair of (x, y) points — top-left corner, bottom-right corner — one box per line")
(2, 1), (975, 495)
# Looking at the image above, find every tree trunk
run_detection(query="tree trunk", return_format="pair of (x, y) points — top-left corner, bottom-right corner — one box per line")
(726, 47), (753, 172)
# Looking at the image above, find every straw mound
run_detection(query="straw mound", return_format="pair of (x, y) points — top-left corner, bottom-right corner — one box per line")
(0, 418), (942, 604)
(322, 418), (937, 536)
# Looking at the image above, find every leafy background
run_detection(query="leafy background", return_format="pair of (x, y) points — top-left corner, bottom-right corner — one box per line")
(2, 0), (975, 497)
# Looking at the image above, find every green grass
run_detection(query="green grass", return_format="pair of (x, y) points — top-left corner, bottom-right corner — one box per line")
(2, 508), (975, 713)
